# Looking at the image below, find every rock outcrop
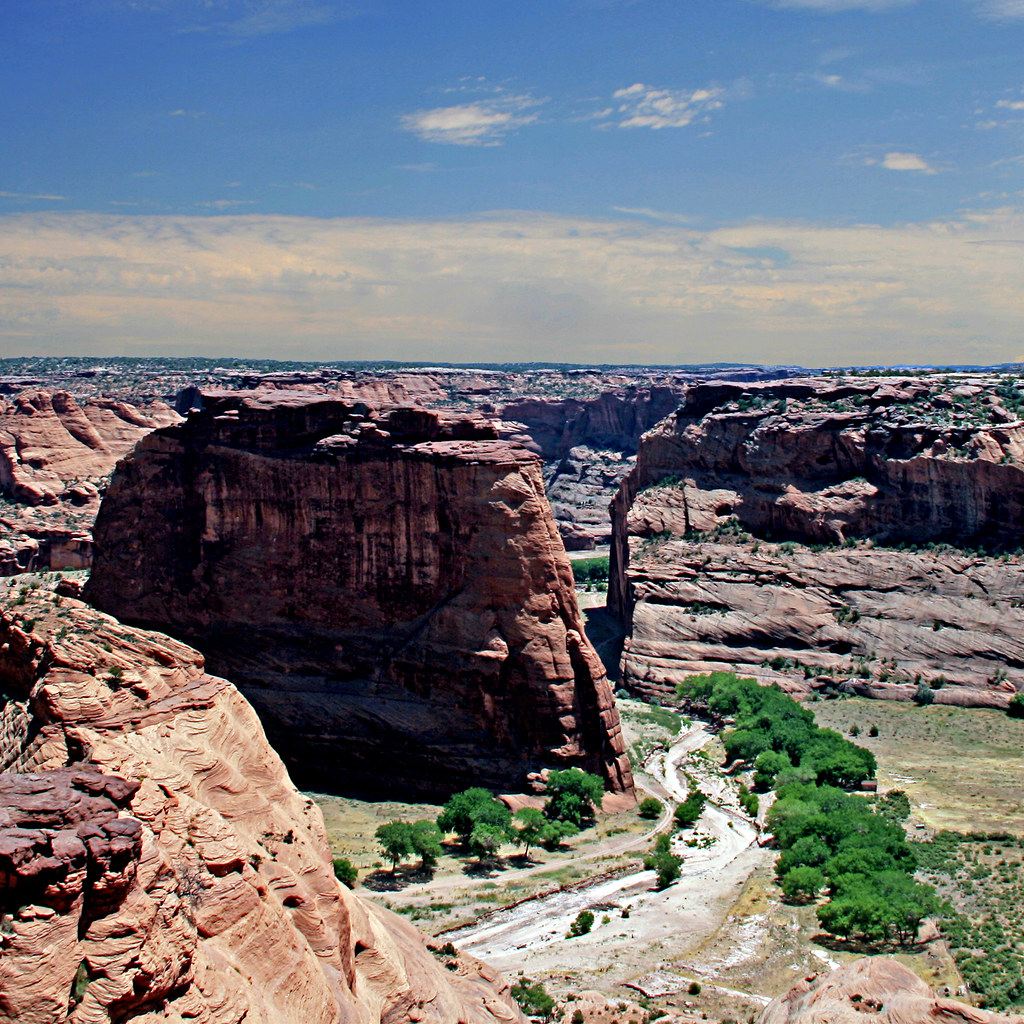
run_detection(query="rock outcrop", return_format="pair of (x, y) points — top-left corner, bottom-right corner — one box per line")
(760, 957), (1023, 1024)
(86, 390), (633, 800)
(0, 580), (524, 1024)
(0, 390), (180, 575)
(611, 377), (1024, 702)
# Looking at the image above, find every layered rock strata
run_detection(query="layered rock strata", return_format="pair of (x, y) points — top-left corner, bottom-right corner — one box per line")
(0, 390), (180, 574)
(0, 582), (524, 1024)
(760, 957), (1023, 1024)
(611, 378), (1024, 702)
(86, 390), (633, 800)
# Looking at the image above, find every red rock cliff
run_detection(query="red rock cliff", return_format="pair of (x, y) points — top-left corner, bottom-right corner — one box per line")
(610, 377), (1024, 703)
(86, 390), (633, 800)
(0, 582), (524, 1024)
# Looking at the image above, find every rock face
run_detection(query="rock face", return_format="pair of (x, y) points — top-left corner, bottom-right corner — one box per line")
(500, 384), (688, 550)
(86, 390), (633, 800)
(0, 581), (524, 1024)
(760, 957), (1023, 1024)
(0, 390), (180, 575)
(611, 378), (1024, 702)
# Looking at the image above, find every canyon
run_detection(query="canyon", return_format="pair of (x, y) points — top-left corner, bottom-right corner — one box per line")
(85, 390), (633, 800)
(2, 358), (1024, 1023)
(610, 377), (1024, 705)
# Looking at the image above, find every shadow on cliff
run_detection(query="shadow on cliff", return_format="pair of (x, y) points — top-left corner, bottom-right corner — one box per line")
(581, 604), (626, 682)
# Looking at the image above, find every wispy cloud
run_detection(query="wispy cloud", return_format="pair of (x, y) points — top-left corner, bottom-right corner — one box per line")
(400, 92), (542, 146)
(2, 208), (1023, 366)
(122, 1), (353, 38)
(996, 98), (1024, 110)
(194, 199), (256, 208)
(763, 0), (916, 9)
(607, 82), (725, 129)
(973, 0), (1024, 19)
(0, 190), (67, 201)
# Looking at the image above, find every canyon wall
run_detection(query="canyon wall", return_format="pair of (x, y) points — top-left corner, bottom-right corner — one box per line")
(86, 390), (633, 800)
(0, 391), (180, 575)
(611, 377), (1024, 703)
(0, 580), (524, 1024)
(500, 384), (688, 549)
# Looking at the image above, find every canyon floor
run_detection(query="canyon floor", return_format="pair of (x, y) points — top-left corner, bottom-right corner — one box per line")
(312, 600), (1024, 1021)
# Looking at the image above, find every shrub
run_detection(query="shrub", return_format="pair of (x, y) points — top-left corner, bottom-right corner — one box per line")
(638, 797), (664, 819)
(1008, 693), (1024, 719)
(332, 857), (357, 887)
(511, 978), (556, 1019)
(567, 910), (595, 937)
(688, 982), (701, 995)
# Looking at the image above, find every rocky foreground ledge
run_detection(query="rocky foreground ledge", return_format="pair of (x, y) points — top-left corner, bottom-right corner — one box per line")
(760, 957), (1023, 1024)
(86, 390), (632, 800)
(0, 582), (524, 1024)
(610, 377), (1024, 701)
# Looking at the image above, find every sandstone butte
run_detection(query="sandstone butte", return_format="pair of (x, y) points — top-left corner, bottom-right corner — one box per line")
(609, 378), (1024, 705)
(0, 390), (181, 575)
(758, 957), (1023, 1024)
(85, 390), (634, 801)
(0, 582), (525, 1024)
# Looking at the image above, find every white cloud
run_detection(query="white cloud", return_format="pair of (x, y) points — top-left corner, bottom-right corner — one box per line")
(400, 93), (542, 146)
(2, 209), (1024, 366)
(996, 99), (1024, 110)
(872, 151), (938, 173)
(608, 83), (725, 129)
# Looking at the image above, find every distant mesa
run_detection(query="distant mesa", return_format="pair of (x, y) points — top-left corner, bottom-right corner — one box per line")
(86, 389), (634, 801)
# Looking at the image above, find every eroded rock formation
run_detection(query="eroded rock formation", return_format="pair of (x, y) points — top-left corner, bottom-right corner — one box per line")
(0, 390), (180, 575)
(611, 377), (1024, 702)
(86, 390), (633, 800)
(760, 957), (1023, 1024)
(0, 581), (524, 1024)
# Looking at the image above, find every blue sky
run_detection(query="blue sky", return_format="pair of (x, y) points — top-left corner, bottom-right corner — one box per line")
(1, 0), (1023, 365)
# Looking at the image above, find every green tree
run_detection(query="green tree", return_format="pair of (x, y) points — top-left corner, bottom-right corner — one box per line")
(638, 796), (664, 819)
(645, 848), (684, 889)
(1008, 692), (1024, 719)
(469, 821), (508, 861)
(673, 789), (706, 829)
(332, 857), (357, 888)
(375, 821), (414, 874)
(538, 820), (579, 850)
(753, 750), (791, 791)
(567, 910), (594, 937)
(512, 807), (547, 857)
(543, 768), (605, 827)
(437, 788), (511, 846)
(781, 865), (824, 903)
(410, 819), (443, 869)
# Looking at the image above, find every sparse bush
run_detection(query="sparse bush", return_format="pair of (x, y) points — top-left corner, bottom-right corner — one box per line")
(567, 909), (595, 937)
